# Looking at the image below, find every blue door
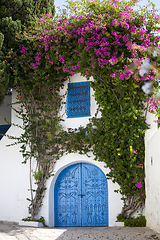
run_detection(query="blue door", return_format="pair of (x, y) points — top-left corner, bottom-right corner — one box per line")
(54, 163), (108, 227)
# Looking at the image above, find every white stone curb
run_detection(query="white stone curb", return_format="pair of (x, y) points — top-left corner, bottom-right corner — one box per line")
(115, 222), (124, 227)
(19, 221), (43, 228)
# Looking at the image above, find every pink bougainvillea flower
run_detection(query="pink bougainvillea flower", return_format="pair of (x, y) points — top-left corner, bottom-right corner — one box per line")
(16, 95), (21, 99)
(30, 63), (38, 68)
(110, 73), (116, 77)
(135, 182), (143, 188)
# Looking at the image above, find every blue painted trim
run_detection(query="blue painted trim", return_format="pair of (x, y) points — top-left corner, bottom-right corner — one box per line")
(0, 124), (11, 140)
(66, 81), (91, 118)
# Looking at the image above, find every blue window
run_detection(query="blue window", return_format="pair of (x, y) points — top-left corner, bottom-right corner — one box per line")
(66, 82), (91, 118)
(0, 125), (11, 140)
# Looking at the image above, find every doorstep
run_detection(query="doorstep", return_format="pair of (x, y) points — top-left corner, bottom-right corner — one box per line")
(19, 221), (43, 228)
(115, 222), (124, 227)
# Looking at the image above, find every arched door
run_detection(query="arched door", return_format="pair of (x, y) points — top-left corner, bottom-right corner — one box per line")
(54, 163), (108, 227)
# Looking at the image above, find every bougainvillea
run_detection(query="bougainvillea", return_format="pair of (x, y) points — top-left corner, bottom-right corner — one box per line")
(5, 0), (160, 219)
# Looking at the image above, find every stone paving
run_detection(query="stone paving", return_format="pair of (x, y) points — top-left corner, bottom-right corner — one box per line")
(0, 222), (160, 240)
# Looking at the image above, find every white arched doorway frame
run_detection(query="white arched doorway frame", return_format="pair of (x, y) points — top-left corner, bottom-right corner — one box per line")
(51, 160), (109, 227)
(37, 153), (123, 227)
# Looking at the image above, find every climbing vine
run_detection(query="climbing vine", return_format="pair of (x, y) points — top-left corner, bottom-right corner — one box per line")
(5, 0), (160, 219)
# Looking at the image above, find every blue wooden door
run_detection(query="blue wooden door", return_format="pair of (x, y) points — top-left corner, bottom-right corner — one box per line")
(54, 163), (108, 227)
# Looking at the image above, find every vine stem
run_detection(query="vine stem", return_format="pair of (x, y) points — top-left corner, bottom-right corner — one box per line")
(34, 0), (41, 18)
(112, 88), (123, 113)
(29, 145), (34, 220)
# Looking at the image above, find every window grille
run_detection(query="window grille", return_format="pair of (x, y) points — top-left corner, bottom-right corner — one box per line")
(66, 82), (91, 118)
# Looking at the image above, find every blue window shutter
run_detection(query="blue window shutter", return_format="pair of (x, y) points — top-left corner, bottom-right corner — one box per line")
(0, 125), (11, 140)
(66, 82), (91, 118)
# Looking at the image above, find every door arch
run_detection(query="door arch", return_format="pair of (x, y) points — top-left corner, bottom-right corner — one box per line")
(54, 162), (108, 227)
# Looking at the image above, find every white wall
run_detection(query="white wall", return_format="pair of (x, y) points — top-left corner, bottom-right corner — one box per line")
(0, 90), (31, 222)
(0, 74), (123, 226)
(38, 153), (123, 227)
(1, 75), (159, 229)
(38, 74), (123, 227)
(59, 73), (100, 130)
(145, 111), (160, 232)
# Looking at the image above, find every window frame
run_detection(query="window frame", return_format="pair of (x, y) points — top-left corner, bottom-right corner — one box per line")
(65, 81), (91, 118)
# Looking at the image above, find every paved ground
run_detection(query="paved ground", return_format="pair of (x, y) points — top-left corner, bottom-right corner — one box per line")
(0, 222), (160, 240)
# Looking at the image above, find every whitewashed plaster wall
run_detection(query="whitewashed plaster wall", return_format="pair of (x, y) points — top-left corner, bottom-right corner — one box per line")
(59, 73), (100, 130)
(0, 74), (123, 226)
(38, 153), (123, 227)
(145, 111), (160, 232)
(0, 90), (32, 222)
(38, 73), (123, 227)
